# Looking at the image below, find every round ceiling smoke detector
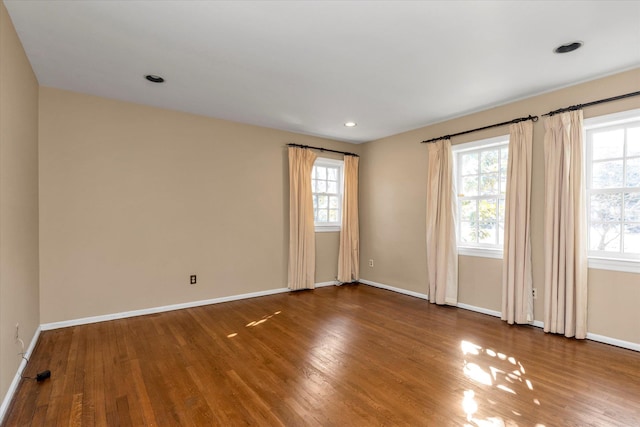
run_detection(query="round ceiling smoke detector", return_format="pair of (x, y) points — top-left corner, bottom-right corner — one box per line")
(145, 74), (165, 83)
(554, 41), (583, 54)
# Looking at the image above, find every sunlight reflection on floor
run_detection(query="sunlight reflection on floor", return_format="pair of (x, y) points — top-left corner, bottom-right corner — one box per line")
(460, 340), (544, 427)
(226, 310), (283, 338)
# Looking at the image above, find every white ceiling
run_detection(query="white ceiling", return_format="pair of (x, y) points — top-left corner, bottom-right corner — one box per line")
(4, 1), (640, 144)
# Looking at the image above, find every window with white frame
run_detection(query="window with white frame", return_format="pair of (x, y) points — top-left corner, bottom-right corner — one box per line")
(453, 135), (509, 257)
(585, 109), (640, 269)
(312, 158), (343, 232)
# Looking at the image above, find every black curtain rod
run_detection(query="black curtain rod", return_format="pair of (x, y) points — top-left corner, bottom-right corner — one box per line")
(287, 143), (359, 157)
(421, 115), (538, 144)
(543, 90), (640, 117)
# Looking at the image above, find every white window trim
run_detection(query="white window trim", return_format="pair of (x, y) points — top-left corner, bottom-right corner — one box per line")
(458, 246), (504, 259)
(453, 134), (509, 259)
(313, 157), (344, 233)
(584, 108), (640, 273)
(588, 257), (640, 274)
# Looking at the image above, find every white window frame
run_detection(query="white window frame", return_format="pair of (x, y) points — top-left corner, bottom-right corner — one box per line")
(453, 135), (509, 259)
(312, 157), (344, 232)
(584, 108), (640, 274)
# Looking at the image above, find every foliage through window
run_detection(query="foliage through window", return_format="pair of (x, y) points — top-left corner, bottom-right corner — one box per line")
(312, 158), (343, 231)
(585, 110), (640, 260)
(454, 136), (509, 252)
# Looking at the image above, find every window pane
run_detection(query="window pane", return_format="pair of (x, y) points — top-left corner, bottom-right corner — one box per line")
(592, 160), (624, 189)
(312, 161), (344, 227)
(462, 176), (479, 196)
(628, 126), (640, 156)
(500, 147), (508, 173)
(460, 221), (476, 243)
(624, 224), (640, 254)
(478, 222), (497, 244)
(460, 200), (477, 221)
(313, 208), (318, 221)
(480, 174), (499, 195)
(626, 157), (640, 187)
(625, 192), (640, 222)
(498, 198), (505, 221)
(586, 117), (640, 258)
(479, 199), (498, 222)
(592, 129), (624, 160)
(481, 150), (499, 173)
(455, 141), (508, 250)
(327, 167), (337, 180)
(589, 223), (621, 251)
(498, 221), (504, 245)
(461, 153), (479, 175)
(590, 193), (622, 222)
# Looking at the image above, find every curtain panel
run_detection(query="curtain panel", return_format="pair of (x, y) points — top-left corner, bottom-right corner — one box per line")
(338, 155), (360, 283)
(288, 147), (317, 290)
(501, 120), (534, 324)
(543, 111), (588, 339)
(426, 139), (458, 305)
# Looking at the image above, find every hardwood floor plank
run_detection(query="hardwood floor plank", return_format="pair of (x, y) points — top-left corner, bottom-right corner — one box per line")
(3, 284), (639, 426)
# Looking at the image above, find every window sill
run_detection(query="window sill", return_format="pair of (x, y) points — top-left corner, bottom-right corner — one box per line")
(458, 247), (503, 259)
(315, 226), (341, 233)
(588, 257), (640, 274)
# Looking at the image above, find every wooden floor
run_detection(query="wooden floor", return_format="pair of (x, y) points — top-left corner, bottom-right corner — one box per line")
(4, 284), (640, 426)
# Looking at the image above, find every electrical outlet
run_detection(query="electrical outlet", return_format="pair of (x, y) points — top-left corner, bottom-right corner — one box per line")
(532, 288), (537, 299)
(190, 275), (197, 285)
(15, 323), (19, 341)
(368, 259), (374, 267)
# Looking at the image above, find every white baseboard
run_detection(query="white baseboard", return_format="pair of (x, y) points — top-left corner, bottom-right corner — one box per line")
(359, 279), (638, 352)
(456, 303), (501, 318)
(40, 287), (295, 330)
(586, 332), (640, 352)
(0, 326), (42, 425)
(40, 282), (341, 331)
(532, 320), (544, 328)
(358, 279), (429, 300)
(315, 281), (338, 288)
(456, 303), (545, 329)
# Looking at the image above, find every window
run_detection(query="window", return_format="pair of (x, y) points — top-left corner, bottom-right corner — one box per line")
(585, 109), (640, 272)
(453, 135), (509, 258)
(312, 158), (343, 232)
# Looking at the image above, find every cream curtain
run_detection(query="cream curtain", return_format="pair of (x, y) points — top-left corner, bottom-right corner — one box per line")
(501, 121), (534, 324)
(543, 111), (588, 339)
(288, 147), (317, 290)
(426, 139), (458, 305)
(338, 155), (360, 283)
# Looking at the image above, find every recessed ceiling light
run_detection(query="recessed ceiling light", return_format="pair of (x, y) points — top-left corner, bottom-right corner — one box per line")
(145, 74), (165, 83)
(344, 122), (357, 127)
(554, 41), (583, 54)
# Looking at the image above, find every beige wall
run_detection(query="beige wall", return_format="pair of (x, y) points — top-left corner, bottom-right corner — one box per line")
(360, 68), (640, 344)
(38, 87), (359, 323)
(0, 3), (40, 404)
